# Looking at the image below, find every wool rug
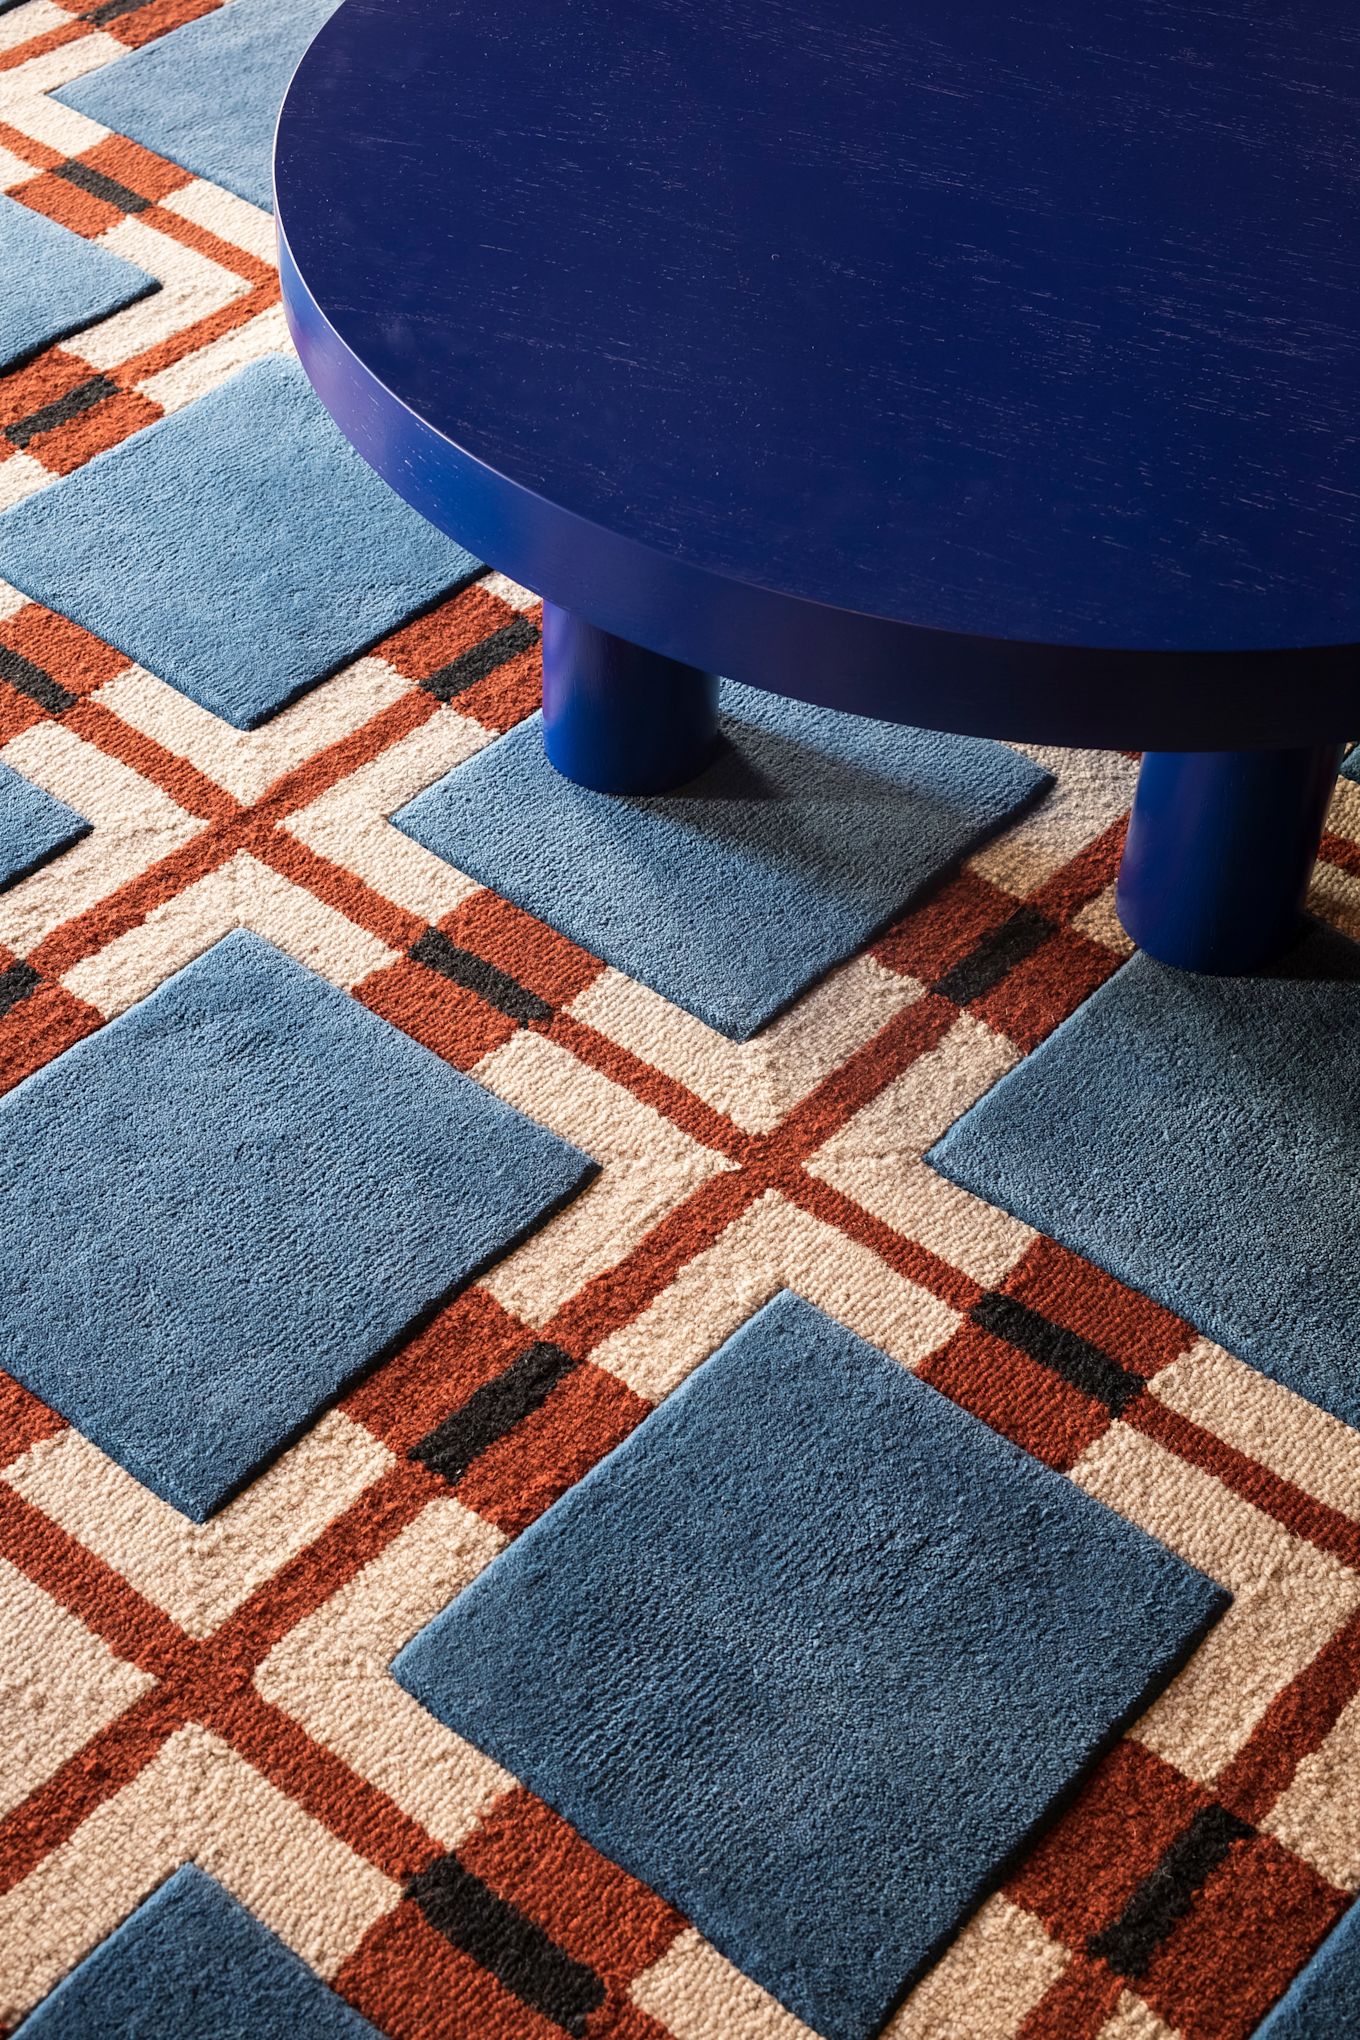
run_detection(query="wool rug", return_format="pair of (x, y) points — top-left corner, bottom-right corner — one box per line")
(2, 4), (1360, 2038)
(0, 757), (87, 887)
(0, 191), (153, 370)
(395, 688), (1048, 1037)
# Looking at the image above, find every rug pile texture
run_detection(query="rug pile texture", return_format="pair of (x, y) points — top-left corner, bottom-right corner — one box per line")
(2, 3), (1360, 2037)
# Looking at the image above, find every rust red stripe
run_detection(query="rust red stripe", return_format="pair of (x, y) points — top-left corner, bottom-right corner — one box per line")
(767, 990), (959, 1166)
(787, 1170), (981, 1314)
(202, 1685), (441, 1882)
(1016, 1953), (1124, 2040)
(0, 1485), (190, 1679)
(214, 1461), (437, 1665)
(1320, 829), (1360, 878)
(1030, 815), (1127, 923)
(1128, 1395), (1360, 1573)
(65, 696), (244, 824)
(0, 21), (88, 72)
(112, 279), (280, 388)
(545, 1168), (761, 1360)
(140, 200), (274, 287)
(252, 827), (424, 954)
(28, 818), (244, 979)
(0, 1686), (184, 1898)
(1216, 1606), (1360, 1824)
(546, 1010), (751, 1161)
(0, 123), (61, 171)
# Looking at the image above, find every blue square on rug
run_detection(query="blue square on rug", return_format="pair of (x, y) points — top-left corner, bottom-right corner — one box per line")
(1253, 1896), (1360, 2039)
(0, 929), (590, 1520)
(928, 923), (1360, 1429)
(394, 690), (1049, 1037)
(22, 1864), (380, 2036)
(0, 355), (480, 728)
(55, 0), (341, 214)
(0, 193), (156, 372)
(0, 758), (89, 889)
(394, 1290), (1225, 2040)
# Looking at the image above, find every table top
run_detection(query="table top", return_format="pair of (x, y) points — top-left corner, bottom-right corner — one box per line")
(275, 0), (1360, 747)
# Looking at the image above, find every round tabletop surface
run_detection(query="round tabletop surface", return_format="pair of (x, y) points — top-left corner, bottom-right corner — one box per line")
(276, 0), (1360, 744)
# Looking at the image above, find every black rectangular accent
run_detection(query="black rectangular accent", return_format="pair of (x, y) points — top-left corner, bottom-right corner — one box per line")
(0, 961), (42, 1018)
(409, 926), (553, 1025)
(5, 375), (120, 452)
(420, 615), (540, 702)
(53, 160), (150, 215)
(83, 0), (159, 21)
(1088, 1804), (1252, 1979)
(971, 1290), (1142, 1417)
(412, 1341), (577, 1487)
(934, 904), (1054, 1006)
(0, 645), (76, 716)
(407, 1855), (605, 2036)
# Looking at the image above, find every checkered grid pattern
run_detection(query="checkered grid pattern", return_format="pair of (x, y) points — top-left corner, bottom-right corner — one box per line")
(4, 5), (1360, 2033)
(0, 1), (280, 511)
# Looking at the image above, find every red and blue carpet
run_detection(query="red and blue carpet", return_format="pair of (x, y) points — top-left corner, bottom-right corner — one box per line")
(1, 3), (1360, 2037)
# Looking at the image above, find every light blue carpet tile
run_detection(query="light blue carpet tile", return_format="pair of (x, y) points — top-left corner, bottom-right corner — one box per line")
(395, 1290), (1225, 2040)
(0, 194), (155, 371)
(55, 0), (342, 214)
(0, 758), (90, 889)
(1253, 1901), (1360, 2038)
(395, 689), (1049, 1037)
(929, 923), (1360, 1428)
(0, 355), (481, 728)
(23, 1865), (380, 2037)
(0, 929), (590, 1519)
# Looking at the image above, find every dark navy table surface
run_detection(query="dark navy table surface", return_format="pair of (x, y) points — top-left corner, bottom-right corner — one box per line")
(276, 0), (1360, 971)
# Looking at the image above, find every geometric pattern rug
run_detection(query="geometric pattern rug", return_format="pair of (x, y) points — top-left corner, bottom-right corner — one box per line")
(930, 925), (1360, 1435)
(4, 4), (1360, 2037)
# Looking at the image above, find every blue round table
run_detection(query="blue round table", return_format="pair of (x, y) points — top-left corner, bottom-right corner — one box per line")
(274, 0), (1360, 973)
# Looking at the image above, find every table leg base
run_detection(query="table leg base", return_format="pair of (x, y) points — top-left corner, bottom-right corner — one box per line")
(541, 602), (721, 794)
(1115, 744), (1344, 973)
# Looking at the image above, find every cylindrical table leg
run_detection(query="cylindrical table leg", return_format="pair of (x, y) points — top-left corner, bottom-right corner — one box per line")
(1115, 744), (1344, 972)
(540, 602), (720, 794)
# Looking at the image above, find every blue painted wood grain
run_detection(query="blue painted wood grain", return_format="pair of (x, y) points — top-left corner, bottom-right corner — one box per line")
(275, 0), (1360, 746)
